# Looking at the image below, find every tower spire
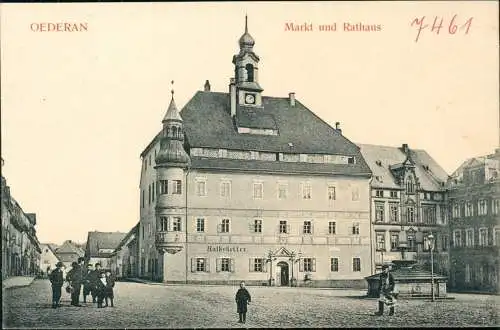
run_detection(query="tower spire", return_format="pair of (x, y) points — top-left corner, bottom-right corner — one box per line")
(245, 14), (248, 33)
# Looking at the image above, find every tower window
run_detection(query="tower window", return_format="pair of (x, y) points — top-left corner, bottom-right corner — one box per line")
(245, 64), (254, 82)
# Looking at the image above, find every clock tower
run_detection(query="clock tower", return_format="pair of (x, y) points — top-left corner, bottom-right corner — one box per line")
(231, 15), (263, 109)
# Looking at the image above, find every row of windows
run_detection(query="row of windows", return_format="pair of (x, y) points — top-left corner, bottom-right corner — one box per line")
(141, 180), (183, 208)
(375, 231), (449, 252)
(190, 257), (362, 273)
(374, 203), (446, 224)
(374, 189), (443, 201)
(452, 228), (500, 248)
(141, 179), (361, 208)
(452, 199), (499, 218)
(374, 190), (399, 198)
(190, 147), (356, 165)
(194, 179), (347, 201)
(157, 217), (362, 235)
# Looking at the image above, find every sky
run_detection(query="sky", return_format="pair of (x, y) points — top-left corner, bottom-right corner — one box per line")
(1, 2), (498, 245)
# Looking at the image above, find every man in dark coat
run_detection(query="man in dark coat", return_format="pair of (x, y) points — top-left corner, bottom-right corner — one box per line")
(49, 262), (65, 308)
(66, 257), (85, 306)
(235, 281), (251, 323)
(87, 263), (102, 304)
(375, 264), (396, 316)
(82, 263), (94, 303)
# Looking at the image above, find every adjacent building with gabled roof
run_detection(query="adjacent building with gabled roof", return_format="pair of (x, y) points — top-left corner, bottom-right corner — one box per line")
(85, 231), (127, 270)
(109, 223), (139, 279)
(55, 239), (85, 269)
(39, 243), (61, 274)
(137, 17), (373, 288)
(358, 143), (450, 276)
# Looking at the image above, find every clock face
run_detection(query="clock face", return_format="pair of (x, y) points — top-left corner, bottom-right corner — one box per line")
(245, 93), (255, 104)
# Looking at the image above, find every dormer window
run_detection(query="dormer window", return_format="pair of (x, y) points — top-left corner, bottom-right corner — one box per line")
(245, 64), (254, 82)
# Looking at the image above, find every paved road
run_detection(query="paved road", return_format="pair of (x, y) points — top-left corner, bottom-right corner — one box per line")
(2, 279), (498, 328)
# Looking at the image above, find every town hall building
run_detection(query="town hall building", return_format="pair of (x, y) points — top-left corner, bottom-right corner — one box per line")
(137, 17), (373, 288)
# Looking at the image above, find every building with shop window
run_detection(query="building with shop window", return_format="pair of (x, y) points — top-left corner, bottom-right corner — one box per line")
(358, 144), (449, 275)
(447, 148), (500, 293)
(137, 17), (373, 288)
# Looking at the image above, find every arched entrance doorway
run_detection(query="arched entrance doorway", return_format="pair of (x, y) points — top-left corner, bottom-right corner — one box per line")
(276, 261), (290, 286)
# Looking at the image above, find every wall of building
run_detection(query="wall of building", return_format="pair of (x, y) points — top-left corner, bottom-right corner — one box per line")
(153, 169), (371, 287)
(448, 176), (500, 293)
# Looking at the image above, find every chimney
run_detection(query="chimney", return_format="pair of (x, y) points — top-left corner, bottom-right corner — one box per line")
(229, 78), (236, 117)
(402, 143), (409, 154)
(289, 92), (295, 106)
(204, 80), (211, 92)
(335, 122), (342, 134)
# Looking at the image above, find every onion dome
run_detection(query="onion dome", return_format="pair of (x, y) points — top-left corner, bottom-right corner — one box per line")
(238, 15), (255, 50)
(156, 139), (190, 165)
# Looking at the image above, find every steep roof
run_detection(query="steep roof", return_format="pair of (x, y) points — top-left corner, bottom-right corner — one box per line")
(358, 144), (449, 191)
(86, 231), (128, 258)
(140, 91), (371, 176)
(181, 91), (362, 155)
(56, 240), (85, 257)
(40, 243), (61, 260)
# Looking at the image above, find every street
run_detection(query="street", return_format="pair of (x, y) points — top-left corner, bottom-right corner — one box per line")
(2, 279), (499, 328)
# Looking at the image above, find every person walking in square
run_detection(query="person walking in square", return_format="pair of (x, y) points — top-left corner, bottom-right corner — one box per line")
(104, 270), (116, 307)
(375, 264), (396, 316)
(49, 262), (65, 308)
(235, 281), (251, 323)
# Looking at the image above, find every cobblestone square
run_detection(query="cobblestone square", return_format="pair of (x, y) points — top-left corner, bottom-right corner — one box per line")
(2, 280), (499, 328)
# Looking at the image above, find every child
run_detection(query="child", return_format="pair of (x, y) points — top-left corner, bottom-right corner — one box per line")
(235, 281), (251, 323)
(95, 271), (107, 308)
(104, 271), (116, 307)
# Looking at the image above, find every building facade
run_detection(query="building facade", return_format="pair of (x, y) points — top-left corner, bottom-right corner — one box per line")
(447, 148), (500, 293)
(358, 144), (450, 276)
(39, 243), (61, 274)
(1, 159), (42, 279)
(85, 231), (127, 270)
(110, 223), (139, 279)
(137, 18), (373, 288)
(55, 240), (85, 269)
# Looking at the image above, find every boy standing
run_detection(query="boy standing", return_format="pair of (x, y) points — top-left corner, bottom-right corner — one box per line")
(235, 281), (251, 324)
(104, 271), (116, 307)
(95, 271), (108, 308)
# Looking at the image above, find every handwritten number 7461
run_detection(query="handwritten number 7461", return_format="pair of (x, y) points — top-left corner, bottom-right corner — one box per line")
(411, 15), (473, 42)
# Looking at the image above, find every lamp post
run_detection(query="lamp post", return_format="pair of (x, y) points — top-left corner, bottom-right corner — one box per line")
(428, 233), (435, 302)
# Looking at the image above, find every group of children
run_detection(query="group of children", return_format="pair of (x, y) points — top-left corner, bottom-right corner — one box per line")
(88, 266), (116, 308)
(49, 261), (116, 308)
